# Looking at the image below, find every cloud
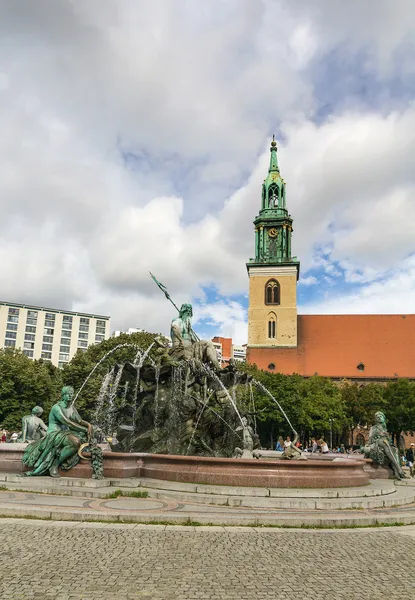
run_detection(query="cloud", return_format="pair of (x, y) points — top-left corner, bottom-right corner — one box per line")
(0, 0), (414, 347)
(299, 276), (318, 286)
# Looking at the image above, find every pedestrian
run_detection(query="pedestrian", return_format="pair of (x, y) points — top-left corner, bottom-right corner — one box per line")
(275, 436), (284, 451)
(311, 438), (318, 453)
(10, 432), (18, 443)
(1, 430), (6, 443)
(320, 439), (329, 454)
(406, 443), (415, 476)
(284, 436), (291, 450)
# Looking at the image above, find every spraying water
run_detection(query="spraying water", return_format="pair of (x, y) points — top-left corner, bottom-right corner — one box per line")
(201, 364), (244, 427)
(253, 379), (297, 436)
(72, 343), (142, 406)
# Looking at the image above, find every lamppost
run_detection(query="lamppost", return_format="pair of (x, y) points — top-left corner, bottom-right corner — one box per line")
(329, 418), (335, 451)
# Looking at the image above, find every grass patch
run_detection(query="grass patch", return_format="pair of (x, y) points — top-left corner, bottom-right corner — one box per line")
(105, 489), (149, 499)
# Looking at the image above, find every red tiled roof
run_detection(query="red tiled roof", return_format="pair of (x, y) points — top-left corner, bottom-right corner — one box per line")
(247, 314), (415, 378)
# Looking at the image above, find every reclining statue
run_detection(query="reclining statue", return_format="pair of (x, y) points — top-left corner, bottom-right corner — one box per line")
(170, 303), (220, 370)
(362, 411), (405, 479)
(18, 406), (48, 443)
(22, 386), (93, 477)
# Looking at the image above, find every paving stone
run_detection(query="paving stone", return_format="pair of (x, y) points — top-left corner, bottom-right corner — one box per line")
(1, 522), (411, 599)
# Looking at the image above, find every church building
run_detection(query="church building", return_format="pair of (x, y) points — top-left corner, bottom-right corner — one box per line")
(246, 139), (415, 381)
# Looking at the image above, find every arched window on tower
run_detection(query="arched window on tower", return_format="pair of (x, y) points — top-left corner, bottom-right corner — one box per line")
(267, 313), (277, 339)
(265, 279), (280, 305)
(268, 184), (279, 208)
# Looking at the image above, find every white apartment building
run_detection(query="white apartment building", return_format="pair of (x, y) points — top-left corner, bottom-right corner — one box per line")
(232, 344), (247, 362)
(112, 327), (145, 337)
(0, 301), (111, 368)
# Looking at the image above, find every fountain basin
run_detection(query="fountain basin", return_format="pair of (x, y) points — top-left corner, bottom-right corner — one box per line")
(0, 445), (140, 479)
(136, 453), (369, 488)
(0, 446), (372, 486)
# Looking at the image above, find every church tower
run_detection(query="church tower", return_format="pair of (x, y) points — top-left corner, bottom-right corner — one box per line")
(247, 137), (300, 348)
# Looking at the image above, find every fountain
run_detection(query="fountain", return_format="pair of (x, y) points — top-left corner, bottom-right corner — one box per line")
(0, 278), (370, 487)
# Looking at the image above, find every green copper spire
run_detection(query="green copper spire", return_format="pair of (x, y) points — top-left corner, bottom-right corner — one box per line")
(268, 135), (279, 173)
(247, 136), (300, 277)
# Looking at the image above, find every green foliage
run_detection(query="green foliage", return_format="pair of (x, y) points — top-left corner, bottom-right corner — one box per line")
(383, 379), (415, 442)
(61, 331), (161, 420)
(0, 348), (63, 431)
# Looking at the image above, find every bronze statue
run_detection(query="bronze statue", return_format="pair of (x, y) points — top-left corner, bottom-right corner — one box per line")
(18, 406), (47, 443)
(234, 417), (254, 459)
(22, 386), (93, 477)
(170, 303), (220, 369)
(363, 411), (405, 479)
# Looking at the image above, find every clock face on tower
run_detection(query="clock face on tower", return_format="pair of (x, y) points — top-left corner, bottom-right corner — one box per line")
(268, 228), (278, 238)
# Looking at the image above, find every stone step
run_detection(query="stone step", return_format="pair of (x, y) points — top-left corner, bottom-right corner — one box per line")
(1, 474), (412, 509)
(141, 485), (415, 510)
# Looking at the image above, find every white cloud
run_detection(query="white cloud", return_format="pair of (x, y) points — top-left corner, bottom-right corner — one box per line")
(299, 276), (318, 286)
(302, 255), (415, 315)
(0, 0), (414, 347)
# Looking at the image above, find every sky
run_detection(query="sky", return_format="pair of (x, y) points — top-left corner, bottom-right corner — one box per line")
(1, 0), (414, 344)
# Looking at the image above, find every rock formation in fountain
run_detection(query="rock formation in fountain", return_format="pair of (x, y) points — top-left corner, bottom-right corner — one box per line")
(101, 304), (253, 457)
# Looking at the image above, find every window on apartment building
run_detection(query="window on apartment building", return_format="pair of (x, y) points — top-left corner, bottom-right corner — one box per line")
(27, 311), (38, 319)
(42, 343), (53, 351)
(62, 316), (73, 325)
(25, 334), (35, 341)
(45, 313), (55, 320)
(24, 342), (35, 349)
(95, 335), (105, 343)
(79, 325), (89, 332)
(58, 361), (67, 368)
(6, 323), (18, 331)
(267, 314), (277, 339)
(7, 315), (19, 324)
(96, 327), (106, 334)
(26, 318), (37, 325)
(5, 331), (17, 339)
(61, 330), (71, 339)
(96, 320), (106, 328)
(265, 279), (280, 305)
(60, 345), (70, 353)
(43, 336), (54, 344)
(43, 328), (54, 336)
(78, 340), (88, 348)
(26, 326), (36, 333)
(44, 320), (55, 328)
(23, 349), (34, 358)
(41, 352), (52, 360)
(78, 332), (88, 340)
(8, 307), (19, 315)
(59, 353), (70, 361)
(4, 339), (16, 348)
(62, 322), (72, 331)
(80, 317), (90, 325)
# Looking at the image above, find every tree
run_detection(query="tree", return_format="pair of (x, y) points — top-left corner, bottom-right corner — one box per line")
(383, 379), (415, 448)
(298, 376), (347, 446)
(343, 381), (386, 446)
(61, 331), (162, 420)
(0, 349), (62, 431)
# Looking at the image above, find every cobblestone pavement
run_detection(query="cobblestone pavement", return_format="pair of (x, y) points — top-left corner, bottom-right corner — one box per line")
(1, 519), (415, 600)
